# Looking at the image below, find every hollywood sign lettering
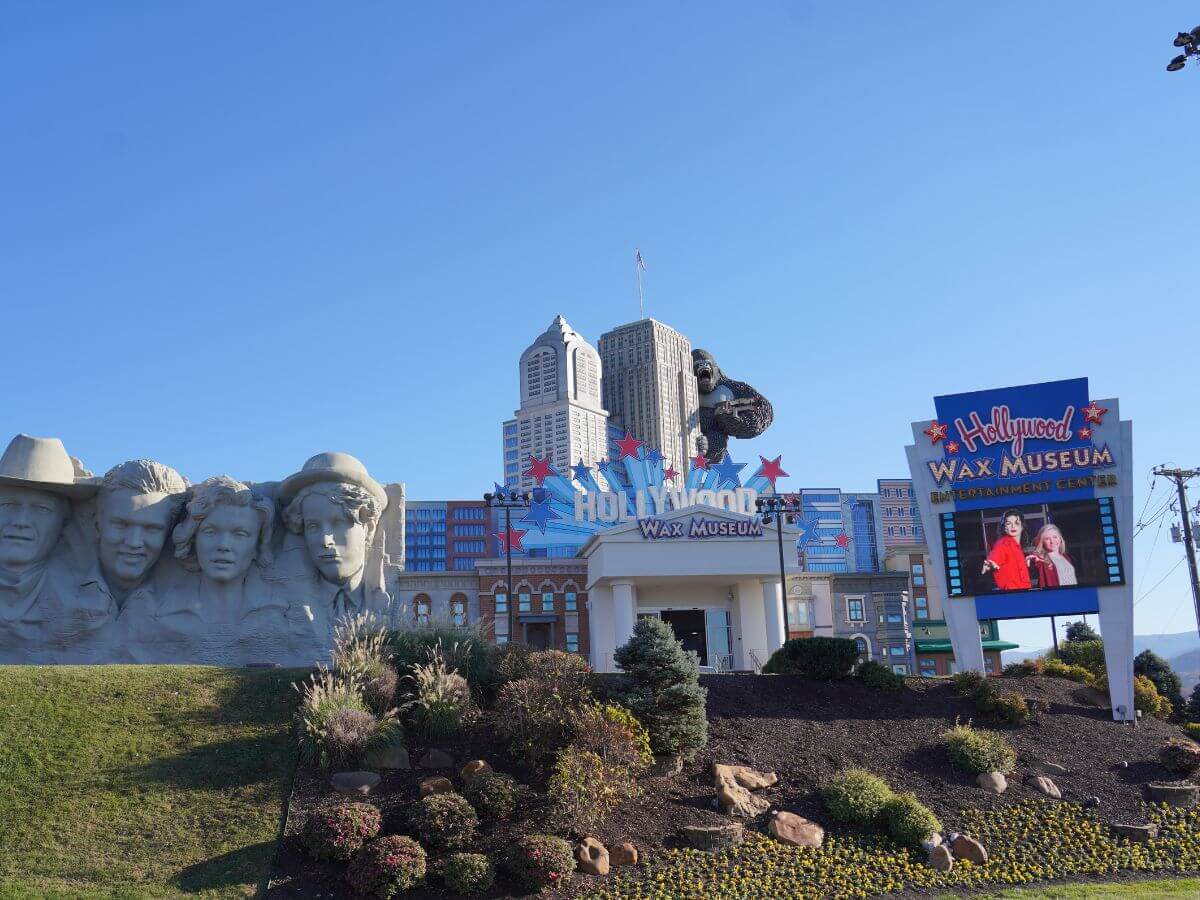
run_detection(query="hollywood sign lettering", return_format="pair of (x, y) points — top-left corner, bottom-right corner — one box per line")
(954, 405), (1075, 457)
(574, 486), (759, 523)
(927, 445), (1115, 487)
(637, 517), (764, 540)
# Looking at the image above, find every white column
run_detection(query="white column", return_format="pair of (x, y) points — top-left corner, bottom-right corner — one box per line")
(760, 577), (785, 654)
(612, 581), (637, 656)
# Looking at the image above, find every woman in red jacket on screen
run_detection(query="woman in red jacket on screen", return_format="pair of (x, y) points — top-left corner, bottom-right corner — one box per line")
(980, 509), (1032, 591)
(1029, 523), (1077, 588)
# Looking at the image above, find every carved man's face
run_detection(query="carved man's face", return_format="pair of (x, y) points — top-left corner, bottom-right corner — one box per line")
(300, 490), (368, 584)
(0, 485), (67, 570)
(195, 504), (260, 584)
(98, 488), (176, 592)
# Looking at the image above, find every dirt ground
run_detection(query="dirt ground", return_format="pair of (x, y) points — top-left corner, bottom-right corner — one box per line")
(268, 673), (1190, 899)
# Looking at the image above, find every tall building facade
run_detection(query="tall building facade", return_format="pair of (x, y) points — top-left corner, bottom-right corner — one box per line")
(794, 489), (885, 574)
(877, 477), (924, 547)
(405, 500), (490, 572)
(503, 316), (610, 490)
(597, 318), (699, 474)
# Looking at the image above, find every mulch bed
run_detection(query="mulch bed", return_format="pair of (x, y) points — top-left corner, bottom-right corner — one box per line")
(268, 674), (1189, 899)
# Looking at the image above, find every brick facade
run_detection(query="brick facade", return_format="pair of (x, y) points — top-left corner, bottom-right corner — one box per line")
(477, 560), (590, 657)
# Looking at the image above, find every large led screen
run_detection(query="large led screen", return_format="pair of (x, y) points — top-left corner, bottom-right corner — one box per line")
(940, 497), (1124, 600)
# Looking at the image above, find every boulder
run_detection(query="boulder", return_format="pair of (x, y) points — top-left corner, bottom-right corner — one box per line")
(1110, 823), (1159, 843)
(461, 759), (491, 780)
(1039, 761), (1068, 776)
(976, 772), (1007, 794)
(575, 837), (610, 876)
(610, 842), (639, 867)
(363, 745), (410, 770)
(680, 824), (745, 851)
(717, 782), (770, 818)
(949, 833), (988, 865)
(419, 775), (453, 798)
(712, 763), (778, 791)
(1026, 775), (1062, 799)
(927, 844), (954, 872)
(1147, 782), (1199, 808)
(767, 811), (824, 848)
(920, 833), (943, 854)
(648, 754), (684, 777)
(417, 748), (454, 769)
(330, 771), (381, 796)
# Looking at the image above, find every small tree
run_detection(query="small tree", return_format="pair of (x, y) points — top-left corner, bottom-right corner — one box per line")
(613, 617), (708, 760)
(1064, 620), (1100, 643)
(1134, 650), (1185, 715)
(1188, 683), (1200, 723)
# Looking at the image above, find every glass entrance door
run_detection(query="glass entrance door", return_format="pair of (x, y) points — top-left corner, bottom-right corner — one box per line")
(660, 610), (707, 664)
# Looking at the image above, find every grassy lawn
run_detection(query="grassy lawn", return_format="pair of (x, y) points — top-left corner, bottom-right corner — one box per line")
(0, 666), (302, 898)
(957, 877), (1200, 898)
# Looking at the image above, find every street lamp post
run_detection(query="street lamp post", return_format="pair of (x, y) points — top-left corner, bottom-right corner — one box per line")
(755, 494), (803, 641)
(483, 488), (532, 641)
(1167, 26), (1200, 71)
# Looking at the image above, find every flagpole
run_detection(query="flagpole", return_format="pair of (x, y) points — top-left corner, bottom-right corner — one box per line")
(635, 249), (646, 319)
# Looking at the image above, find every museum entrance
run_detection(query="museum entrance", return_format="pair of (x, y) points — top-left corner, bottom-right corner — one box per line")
(524, 622), (552, 651)
(660, 610), (707, 664)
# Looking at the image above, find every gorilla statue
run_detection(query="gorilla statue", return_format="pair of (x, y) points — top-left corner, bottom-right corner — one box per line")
(692, 348), (774, 465)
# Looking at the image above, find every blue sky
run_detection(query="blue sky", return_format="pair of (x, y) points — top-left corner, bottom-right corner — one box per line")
(3, 3), (1198, 654)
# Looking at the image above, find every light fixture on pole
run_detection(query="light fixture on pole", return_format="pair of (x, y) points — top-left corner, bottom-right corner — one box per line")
(754, 494), (803, 641)
(484, 489), (533, 641)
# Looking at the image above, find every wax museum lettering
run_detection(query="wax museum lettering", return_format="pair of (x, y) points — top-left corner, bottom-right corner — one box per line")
(954, 404), (1076, 457)
(636, 516), (763, 540)
(926, 445), (1114, 487)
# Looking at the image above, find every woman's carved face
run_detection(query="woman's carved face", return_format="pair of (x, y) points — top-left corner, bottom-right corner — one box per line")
(195, 504), (260, 583)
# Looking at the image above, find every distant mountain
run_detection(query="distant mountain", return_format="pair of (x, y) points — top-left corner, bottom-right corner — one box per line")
(1171, 647), (1199, 693)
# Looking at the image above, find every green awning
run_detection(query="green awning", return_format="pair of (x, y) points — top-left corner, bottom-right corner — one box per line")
(914, 640), (1019, 653)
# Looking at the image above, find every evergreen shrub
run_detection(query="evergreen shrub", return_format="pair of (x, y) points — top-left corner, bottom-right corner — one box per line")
(942, 721), (1016, 775)
(859, 660), (905, 691)
(762, 637), (858, 680)
(441, 852), (495, 895)
(346, 835), (426, 898)
(301, 802), (381, 861)
(505, 834), (575, 891)
(883, 792), (942, 847)
(820, 768), (895, 826)
(408, 792), (479, 852)
(462, 770), (520, 821)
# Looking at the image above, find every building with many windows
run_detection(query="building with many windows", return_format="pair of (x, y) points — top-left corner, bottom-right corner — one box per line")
(793, 489), (885, 574)
(597, 318), (699, 477)
(878, 477), (925, 547)
(477, 558), (590, 655)
(404, 500), (490, 572)
(503, 315), (610, 490)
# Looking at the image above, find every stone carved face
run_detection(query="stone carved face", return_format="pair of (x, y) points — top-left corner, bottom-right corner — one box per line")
(300, 491), (368, 584)
(98, 488), (177, 592)
(195, 504), (260, 584)
(0, 485), (67, 571)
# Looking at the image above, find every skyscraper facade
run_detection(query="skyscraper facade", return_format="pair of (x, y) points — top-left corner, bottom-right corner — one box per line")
(877, 477), (924, 547)
(405, 499), (490, 572)
(502, 316), (610, 490)
(596, 318), (699, 475)
(795, 489), (885, 574)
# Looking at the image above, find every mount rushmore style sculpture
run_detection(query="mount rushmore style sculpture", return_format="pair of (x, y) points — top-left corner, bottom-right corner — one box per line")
(0, 434), (394, 666)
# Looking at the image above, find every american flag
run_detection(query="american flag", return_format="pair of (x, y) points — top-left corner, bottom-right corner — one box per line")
(635, 249), (646, 271)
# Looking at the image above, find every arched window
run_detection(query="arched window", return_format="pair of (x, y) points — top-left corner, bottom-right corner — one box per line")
(414, 594), (432, 627)
(450, 593), (468, 628)
(851, 634), (872, 662)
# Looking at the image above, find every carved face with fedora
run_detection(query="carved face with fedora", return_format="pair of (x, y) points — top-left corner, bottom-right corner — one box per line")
(0, 434), (96, 575)
(280, 452), (387, 587)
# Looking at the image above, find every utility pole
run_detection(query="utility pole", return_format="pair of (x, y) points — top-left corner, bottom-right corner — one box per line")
(1153, 466), (1200, 639)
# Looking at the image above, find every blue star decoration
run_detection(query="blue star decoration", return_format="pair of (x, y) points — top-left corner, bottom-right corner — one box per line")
(531, 487), (550, 504)
(572, 459), (593, 481)
(646, 447), (664, 466)
(520, 498), (562, 534)
(493, 481), (509, 496)
(711, 452), (747, 489)
(792, 515), (822, 548)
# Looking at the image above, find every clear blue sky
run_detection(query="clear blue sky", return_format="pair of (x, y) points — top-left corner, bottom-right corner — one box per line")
(3, 3), (1198, 654)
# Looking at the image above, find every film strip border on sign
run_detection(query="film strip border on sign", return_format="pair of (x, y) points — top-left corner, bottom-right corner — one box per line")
(1097, 496), (1124, 584)
(940, 511), (964, 597)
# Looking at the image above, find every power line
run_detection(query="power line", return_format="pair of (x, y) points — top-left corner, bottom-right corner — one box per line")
(1134, 557), (1186, 607)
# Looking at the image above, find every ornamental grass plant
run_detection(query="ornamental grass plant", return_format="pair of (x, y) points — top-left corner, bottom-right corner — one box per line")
(401, 644), (476, 740)
(294, 669), (402, 769)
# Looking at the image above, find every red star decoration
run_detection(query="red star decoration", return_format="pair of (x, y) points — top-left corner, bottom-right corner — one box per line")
(493, 526), (526, 553)
(1082, 401), (1108, 425)
(924, 421), (949, 444)
(757, 455), (789, 489)
(834, 532), (852, 548)
(663, 465), (679, 482)
(691, 453), (710, 471)
(522, 455), (554, 486)
(945, 440), (960, 454)
(1078, 427), (1093, 440)
(615, 432), (645, 460)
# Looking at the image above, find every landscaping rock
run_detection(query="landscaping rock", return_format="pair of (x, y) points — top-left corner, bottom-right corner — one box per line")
(717, 782), (770, 818)
(417, 748), (454, 769)
(418, 775), (453, 798)
(363, 745), (410, 770)
(767, 811), (824, 848)
(680, 824), (744, 851)
(976, 771), (1007, 794)
(1147, 782), (1199, 808)
(1026, 775), (1062, 799)
(927, 844), (954, 872)
(330, 771), (380, 796)
(712, 763), (778, 791)
(1039, 761), (1068, 776)
(949, 833), (988, 864)
(1110, 823), (1159, 843)
(461, 759), (491, 779)
(920, 833), (943, 854)
(611, 842), (639, 867)
(648, 754), (684, 777)
(575, 837), (610, 876)
(1084, 796), (1101, 809)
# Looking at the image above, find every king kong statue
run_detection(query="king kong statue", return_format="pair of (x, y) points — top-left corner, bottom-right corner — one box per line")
(691, 348), (774, 465)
